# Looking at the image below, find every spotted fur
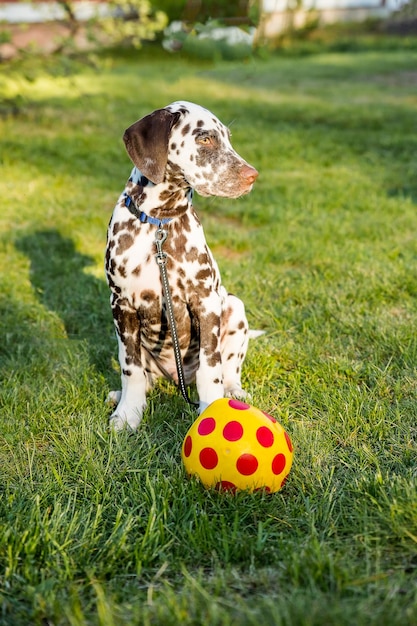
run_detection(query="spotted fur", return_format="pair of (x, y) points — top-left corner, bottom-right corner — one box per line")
(106, 101), (258, 430)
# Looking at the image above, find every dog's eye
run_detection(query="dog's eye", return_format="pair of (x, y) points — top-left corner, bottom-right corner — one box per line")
(198, 136), (212, 146)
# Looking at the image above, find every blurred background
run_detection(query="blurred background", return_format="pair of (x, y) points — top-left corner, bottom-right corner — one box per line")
(0, 0), (415, 60)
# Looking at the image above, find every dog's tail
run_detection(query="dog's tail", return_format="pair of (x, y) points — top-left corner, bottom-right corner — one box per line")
(249, 330), (265, 339)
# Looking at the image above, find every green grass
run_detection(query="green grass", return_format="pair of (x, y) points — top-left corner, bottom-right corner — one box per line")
(1, 45), (417, 625)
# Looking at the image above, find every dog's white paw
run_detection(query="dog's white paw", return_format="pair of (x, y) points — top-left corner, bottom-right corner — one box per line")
(224, 386), (250, 401)
(109, 409), (142, 432)
(106, 390), (122, 407)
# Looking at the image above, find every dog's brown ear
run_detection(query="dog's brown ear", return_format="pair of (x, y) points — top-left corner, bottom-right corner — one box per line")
(123, 109), (181, 184)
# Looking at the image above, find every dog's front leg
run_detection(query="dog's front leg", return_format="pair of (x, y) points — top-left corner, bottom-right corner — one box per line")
(194, 293), (225, 414)
(221, 294), (250, 400)
(109, 296), (147, 431)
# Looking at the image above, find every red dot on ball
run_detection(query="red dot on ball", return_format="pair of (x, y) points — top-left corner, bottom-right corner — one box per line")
(256, 426), (274, 448)
(184, 435), (192, 457)
(199, 447), (218, 470)
(223, 420), (244, 442)
(285, 431), (293, 452)
(216, 480), (237, 493)
(236, 453), (258, 476)
(255, 486), (271, 494)
(198, 417), (216, 436)
(272, 453), (286, 475)
(228, 399), (250, 411)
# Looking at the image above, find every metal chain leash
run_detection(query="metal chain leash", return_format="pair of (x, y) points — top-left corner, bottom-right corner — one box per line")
(154, 227), (198, 408)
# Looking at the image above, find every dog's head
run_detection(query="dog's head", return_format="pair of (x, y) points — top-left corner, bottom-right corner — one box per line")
(123, 101), (258, 199)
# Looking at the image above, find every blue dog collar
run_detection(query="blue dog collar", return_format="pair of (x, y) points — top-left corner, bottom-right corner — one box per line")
(123, 193), (172, 227)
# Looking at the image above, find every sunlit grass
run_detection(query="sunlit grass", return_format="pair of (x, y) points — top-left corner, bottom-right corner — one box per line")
(1, 46), (417, 625)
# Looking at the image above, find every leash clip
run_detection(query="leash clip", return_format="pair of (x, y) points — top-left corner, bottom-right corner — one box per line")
(154, 227), (168, 265)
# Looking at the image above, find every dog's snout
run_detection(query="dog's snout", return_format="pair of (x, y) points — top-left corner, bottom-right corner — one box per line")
(241, 164), (259, 185)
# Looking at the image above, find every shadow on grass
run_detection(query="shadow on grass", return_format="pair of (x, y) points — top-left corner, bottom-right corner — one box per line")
(16, 229), (115, 377)
(14, 229), (199, 419)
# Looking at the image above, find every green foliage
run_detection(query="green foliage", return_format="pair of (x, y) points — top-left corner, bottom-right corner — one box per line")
(179, 21), (253, 60)
(161, 1), (260, 60)
(153, 0), (188, 21)
(99, 0), (168, 48)
(392, 0), (417, 18)
(1, 47), (417, 625)
(145, 0), (257, 24)
(182, 35), (252, 60)
(0, 28), (11, 45)
(267, 17), (417, 54)
(182, 0), (253, 22)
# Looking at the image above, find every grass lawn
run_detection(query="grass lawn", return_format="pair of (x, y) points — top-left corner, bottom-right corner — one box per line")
(1, 44), (417, 625)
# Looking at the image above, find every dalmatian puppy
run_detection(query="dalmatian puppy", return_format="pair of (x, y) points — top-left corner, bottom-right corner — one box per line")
(105, 101), (258, 430)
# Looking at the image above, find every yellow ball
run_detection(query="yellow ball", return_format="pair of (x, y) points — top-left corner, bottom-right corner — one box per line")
(182, 398), (293, 493)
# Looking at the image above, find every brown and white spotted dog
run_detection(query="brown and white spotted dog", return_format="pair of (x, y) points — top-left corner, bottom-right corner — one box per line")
(105, 101), (258, 430)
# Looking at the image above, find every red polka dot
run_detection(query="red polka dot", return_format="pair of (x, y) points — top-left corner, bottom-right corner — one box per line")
(183, 435), (192, 457)
(272, 453), (286, 475)
(236, 453), (258, 476)
(285, 431), (293, 452)
(256, 426), (274, 448)
(216, 481), (237, 493)
(262, 410), (277, 423)
(280, 476), (288, 489)
(255, 486), (271, 494)
(198, 417), (216, 436)
(199, 447), (218, 470)
(223, 420), (244, 441)
(228, 399), (250, 411)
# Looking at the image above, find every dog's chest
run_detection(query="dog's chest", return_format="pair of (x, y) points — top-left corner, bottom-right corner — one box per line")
(106, 206), (221, 309)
